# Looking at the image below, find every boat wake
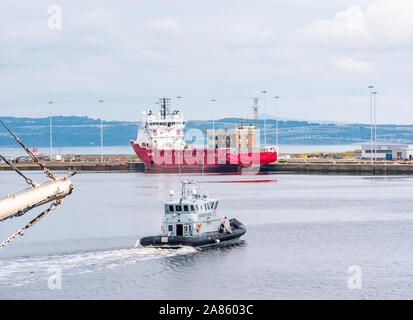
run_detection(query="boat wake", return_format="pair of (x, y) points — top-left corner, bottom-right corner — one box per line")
(0, 246), (197, 287)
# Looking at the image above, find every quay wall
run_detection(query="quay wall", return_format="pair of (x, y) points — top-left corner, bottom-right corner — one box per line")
(0, 153), (145, 172)
(262, 162), (413, 174)
(3, 153), (413, 174)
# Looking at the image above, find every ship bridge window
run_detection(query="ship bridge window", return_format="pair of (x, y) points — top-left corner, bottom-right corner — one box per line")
(190, 205), (195, 211)
(169, 205), (174, 212)
(184, 205), (189, 212)
(214, 201), (219, 209)
(176, 205), (182, 212)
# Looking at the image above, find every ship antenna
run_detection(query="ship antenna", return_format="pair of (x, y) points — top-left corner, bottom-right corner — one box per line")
(159, 97), (171, 119)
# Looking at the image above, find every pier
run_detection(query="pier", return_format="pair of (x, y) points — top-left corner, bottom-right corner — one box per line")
(0, 154), (145, 172)
(3, 153), (413, 174)
(262, 159), (413, 174)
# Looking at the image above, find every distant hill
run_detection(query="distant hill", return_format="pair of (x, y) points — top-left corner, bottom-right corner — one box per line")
(1, 115), (413, 147)
(259, 113), (346, 124)
(0, 116), (136, 148)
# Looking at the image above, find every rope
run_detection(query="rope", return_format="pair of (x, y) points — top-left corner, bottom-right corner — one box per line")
(0, 120), (56, 181)
(0, 199), (63, 249)
(0, 153), (35, 187)
(0, 120), (68, 249)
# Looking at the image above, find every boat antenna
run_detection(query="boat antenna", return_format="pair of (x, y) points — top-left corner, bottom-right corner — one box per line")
(159, 97), (171, 120)
(0, 120), (56, 181)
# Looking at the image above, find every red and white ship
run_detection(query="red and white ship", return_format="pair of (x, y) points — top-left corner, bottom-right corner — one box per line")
(130, 98), (277, 173)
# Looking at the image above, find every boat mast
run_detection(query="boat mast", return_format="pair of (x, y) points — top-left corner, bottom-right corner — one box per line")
(159, 97), (171, 119)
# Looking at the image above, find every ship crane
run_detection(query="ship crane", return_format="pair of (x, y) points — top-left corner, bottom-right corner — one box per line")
(0, 120), (74, 249)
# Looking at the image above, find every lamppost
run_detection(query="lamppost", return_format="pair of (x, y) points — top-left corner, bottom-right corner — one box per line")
(261, 90), (267, 148)
(373, 91), (378, 161)
(274, 96), (279, 152)
(99, 99), (104, 162)
(368, 85), (374, 163)
(210, 99), (216, 149)
(48, 101), (53, 161)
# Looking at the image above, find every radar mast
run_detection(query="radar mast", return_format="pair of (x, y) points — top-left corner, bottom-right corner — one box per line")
(159, 97), (171, 119)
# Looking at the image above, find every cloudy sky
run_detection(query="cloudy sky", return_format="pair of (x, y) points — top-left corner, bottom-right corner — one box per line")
(1, 0), (413, 123)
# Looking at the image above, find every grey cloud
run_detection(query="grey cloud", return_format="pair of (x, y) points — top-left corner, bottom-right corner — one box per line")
(0, 0), (412, 124)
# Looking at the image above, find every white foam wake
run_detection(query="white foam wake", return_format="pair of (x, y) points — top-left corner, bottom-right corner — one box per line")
(0, 246), (197, 287)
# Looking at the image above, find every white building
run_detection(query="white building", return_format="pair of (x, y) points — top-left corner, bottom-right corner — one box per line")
(361, 144), (413, 160)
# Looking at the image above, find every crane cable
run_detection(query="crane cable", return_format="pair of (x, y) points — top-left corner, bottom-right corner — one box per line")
(0, 119), (64, 249)
(0, 120), (56, 181)
(0, 153), (35, 187)
(0, 199), (63, 249)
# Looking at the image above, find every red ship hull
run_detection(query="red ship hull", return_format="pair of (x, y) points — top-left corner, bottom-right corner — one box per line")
(130, 140), (277, 173)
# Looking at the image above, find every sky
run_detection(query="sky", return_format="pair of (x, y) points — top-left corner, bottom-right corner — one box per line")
(0, 0), (413, 123)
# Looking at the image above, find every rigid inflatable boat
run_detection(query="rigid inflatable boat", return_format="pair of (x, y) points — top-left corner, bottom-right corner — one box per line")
(136, 180), (246, 249)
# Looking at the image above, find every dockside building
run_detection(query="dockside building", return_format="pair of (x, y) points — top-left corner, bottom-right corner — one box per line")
(361, 144), (413, 160)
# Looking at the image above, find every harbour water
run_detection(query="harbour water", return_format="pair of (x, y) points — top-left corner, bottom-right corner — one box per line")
(1, 171), (413, 299)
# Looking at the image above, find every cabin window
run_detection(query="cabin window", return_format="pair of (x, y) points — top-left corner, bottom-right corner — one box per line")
(176, 205), (182, 211)
(168, 225), (173, 232)
(184, 205), (189, 212)
(169, 205), (174, 212)
(190, 205), (195, 211)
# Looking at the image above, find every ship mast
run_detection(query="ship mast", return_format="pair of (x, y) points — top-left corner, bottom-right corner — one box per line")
(159, 97), (171, 119)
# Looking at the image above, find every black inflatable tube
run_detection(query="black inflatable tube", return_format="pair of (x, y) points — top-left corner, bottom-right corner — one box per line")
(139, 218), (246, 248)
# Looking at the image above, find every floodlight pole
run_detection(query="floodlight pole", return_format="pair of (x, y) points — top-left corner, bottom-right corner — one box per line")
(211, 99), (216, 149)
(274, 96), (279, 152)
(48, 101), (53, 161)
(368, 85), (374, 164)
(99, 99), (104, 162)
(261, 90), (267, 148)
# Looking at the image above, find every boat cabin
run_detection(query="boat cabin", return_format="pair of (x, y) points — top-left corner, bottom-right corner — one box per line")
(161, 180), (227, 237)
